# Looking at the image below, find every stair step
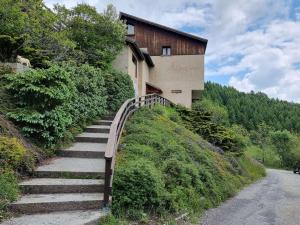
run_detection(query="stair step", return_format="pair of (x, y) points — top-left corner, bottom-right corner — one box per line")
(0, 209), (107, 225)
(10, 193), (104, 214)
(20, 178), (104, 194)
(60, 143), (107, 158)
(93, 120), (112, 126)
(75, 132), (108, 143)
(102, 115), (115, 120)
(34, 158), (105, 179)
(84, 125), (110, 133)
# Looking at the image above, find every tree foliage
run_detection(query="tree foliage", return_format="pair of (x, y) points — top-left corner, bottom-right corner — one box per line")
(202, 82), (300, 132)
(6, 64), (107, 147)
(0, 1), (126, 68)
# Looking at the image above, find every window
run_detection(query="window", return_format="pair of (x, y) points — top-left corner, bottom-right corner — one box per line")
(171, 90), (182, 94)
(162, 46), (171, 56)
(127, 24), (135, 35)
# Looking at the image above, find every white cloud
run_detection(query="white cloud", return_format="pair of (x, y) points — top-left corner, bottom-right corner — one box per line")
(44, 0), (300, 103)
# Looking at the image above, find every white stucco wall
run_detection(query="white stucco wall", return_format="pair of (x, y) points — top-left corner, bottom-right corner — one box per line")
(149, 55), (204, 108)
(113, 46), (140, 96)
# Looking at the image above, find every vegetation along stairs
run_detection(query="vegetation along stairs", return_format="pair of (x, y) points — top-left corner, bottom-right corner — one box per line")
(1, 115), (114, 225)
(1, 94), (172, 225)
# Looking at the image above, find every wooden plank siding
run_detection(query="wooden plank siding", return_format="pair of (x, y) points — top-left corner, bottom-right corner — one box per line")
(125, 19), (206, 56)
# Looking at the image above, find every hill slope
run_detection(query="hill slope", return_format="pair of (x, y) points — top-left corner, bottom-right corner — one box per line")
(106, 106), (265, 223)
(202, 82), (300, 132)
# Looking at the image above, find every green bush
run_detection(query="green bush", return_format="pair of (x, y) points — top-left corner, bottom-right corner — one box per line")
(112, 159), (164, 220)
(0, 171), (19, 220)
(6, 64), (107, 148)
(0, 136), (27, 171)
(193, 99), (229, 126)
(175, 106), (244, 154)
(103, 69), (134, 112)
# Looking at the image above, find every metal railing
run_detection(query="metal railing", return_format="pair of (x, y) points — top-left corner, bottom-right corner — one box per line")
(103, 94), (173, 205)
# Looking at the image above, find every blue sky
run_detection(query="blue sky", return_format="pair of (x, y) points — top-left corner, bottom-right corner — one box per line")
(45, 0), (300, 103)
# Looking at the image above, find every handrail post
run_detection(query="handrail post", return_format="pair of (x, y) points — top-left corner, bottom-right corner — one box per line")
(104, 157), (112, 206)
(138, 97), (141, 108)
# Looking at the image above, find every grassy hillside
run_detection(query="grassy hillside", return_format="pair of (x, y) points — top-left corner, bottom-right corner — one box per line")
(104, 106), (265, 224)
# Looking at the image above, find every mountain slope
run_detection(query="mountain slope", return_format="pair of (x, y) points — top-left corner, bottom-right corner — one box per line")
(202, 82), (300, 132)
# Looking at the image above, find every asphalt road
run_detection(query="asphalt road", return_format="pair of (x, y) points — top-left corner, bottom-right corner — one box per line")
(200, 169), (300, 225)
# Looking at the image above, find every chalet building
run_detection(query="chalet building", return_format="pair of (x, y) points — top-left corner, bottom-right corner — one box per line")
(113, 12), (208, 108)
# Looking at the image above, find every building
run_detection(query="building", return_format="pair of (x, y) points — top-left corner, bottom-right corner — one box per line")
(113, 12), (208, 108)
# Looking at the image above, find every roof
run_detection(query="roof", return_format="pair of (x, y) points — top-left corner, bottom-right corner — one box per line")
(126, 37), (154, 67)
(120, 12), (208, 46)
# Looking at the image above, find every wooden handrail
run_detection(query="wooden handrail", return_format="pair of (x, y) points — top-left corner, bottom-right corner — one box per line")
(103, 94), (173, 205)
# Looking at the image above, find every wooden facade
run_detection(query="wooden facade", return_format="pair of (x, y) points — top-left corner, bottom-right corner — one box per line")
(120, 13), (207, 56)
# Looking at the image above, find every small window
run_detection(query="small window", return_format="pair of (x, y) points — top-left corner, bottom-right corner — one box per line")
(171, 90), (182, 94)
(162, 46), (171, 56)
(127, 24), (135, 35)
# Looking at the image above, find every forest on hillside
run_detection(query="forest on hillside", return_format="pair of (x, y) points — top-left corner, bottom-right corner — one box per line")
(202, 82), (300, 132)
(195, 82), (300, 169)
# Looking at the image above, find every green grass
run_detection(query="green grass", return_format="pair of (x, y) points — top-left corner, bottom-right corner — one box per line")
(246, 145), (282, 169)
(109, 106), (265, 223)
(0, 171), (19, 221)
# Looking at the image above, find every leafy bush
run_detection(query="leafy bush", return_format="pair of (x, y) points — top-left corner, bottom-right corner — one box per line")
(193, 99), (229, 126)
(113, 159), (164, 220)
(175, 106), (244, 154)
(0, 171), (19, 220)
(6, 64), (107, 148)
(61, 63), (107, 125)
(112, 106), (265, 222)
(270, 130), (298, 168)
(103, 69), (135, 112)
(0, 136), (27, 171)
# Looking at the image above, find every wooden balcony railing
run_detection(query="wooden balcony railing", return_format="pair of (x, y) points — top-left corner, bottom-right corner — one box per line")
(103, 94), (173, 205)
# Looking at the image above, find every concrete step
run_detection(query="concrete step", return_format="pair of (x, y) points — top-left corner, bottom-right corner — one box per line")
(93, 120), (112, 126)
(34, 158), (105, 179)
(10, 193), (104, 214)
(59, 142), (107, 158)
(75, 132), (108, 143)
(20, 178), (104, 194)
(84, 125), (110, 133)
(101, 114), (115, 120)
(0, 210), (107, 225)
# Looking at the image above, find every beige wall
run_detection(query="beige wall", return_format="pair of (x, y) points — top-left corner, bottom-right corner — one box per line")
(139, 60), (150, 96)
(149, 55), (204, 108)
(113, 46), (139, 96)
(113, 46), (151, 97)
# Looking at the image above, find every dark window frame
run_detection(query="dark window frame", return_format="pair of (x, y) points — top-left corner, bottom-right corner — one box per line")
(162, 46), (171, 56)
(127, 23), (135, 35)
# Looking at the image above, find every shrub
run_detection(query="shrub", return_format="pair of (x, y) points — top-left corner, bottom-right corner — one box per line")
(62, 63), (107, 125)
(175, 106), (244, 154)
(0, 136), (27, 171)
(112, 159), (164, 220)
(6, 64), (107, 148)
(103, 69), (134, 112)
(193, 99), (229, 126)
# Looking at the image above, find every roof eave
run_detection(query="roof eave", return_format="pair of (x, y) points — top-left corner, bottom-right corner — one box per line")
(120, 12), (208, 46)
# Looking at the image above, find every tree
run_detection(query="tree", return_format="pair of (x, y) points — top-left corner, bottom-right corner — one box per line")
(270, 130), (297, 168)
(250, 122), (272, 163)
(62, 3), (126, 68)
(193, 98), (230, 126)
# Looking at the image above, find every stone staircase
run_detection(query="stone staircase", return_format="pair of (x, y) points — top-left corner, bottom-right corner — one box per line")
(1, 116), (114, 225)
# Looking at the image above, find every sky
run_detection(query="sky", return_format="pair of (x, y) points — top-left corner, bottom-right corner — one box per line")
(44, 0), (300, 103)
